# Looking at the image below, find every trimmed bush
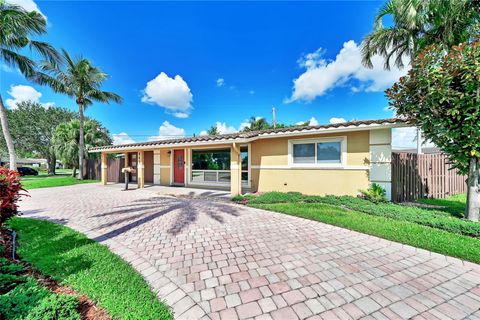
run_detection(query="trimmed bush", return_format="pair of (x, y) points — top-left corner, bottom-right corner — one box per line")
(0, 166), (27, 226)
(27, 294), (80, 320)
(245, 192), (480, 238)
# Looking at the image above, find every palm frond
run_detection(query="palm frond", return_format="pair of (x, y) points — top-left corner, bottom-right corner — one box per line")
(0, 48), (35, 76)
(29, 41), (62, 65)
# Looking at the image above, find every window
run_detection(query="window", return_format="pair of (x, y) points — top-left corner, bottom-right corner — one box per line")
(241, 146), (249, 183)
(290, 138), (344, 166)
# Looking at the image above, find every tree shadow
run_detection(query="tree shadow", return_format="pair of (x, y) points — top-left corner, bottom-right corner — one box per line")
(91, 197), (241, 239)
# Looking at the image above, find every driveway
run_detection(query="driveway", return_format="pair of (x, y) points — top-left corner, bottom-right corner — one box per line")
(20, 184), (480, 320)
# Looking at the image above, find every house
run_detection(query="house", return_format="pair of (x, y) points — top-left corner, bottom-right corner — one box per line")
(90, 118), (407, 200)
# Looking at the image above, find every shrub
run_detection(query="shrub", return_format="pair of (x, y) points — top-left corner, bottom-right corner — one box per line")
(359, 183), (387, 203)
(0, 166), (27, 226)
(248, 192), (303, 204)
(27, 294), (80, 320)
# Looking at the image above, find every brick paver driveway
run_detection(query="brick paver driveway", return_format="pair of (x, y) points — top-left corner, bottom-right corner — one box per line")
(20, 184), (480, 320)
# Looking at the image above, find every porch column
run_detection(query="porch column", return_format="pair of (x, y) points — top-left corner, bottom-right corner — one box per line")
(231, 143), (242, 196)
(123, 152), (129, 169)
(153, 150), (161, 185)
(137, 151), (145, 188)
(369, 129), (392, 200)
(101, 152), (107, 185)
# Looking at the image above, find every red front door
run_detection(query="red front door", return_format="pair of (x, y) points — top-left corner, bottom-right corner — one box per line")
(173, 149), (185, 184)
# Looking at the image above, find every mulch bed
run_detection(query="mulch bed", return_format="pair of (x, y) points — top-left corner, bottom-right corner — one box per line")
(1, 227), (110, 320)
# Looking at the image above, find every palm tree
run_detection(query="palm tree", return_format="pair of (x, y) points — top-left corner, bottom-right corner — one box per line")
(361, 0), (479, 70)
(53, 119), (112, 178)
(207, 125), (218, 136)
(242, 116), (271, 132)
(0, 2), (60, 169)
(35, 50), (122, 179)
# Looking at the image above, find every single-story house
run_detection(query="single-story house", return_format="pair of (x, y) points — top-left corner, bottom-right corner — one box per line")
(90, 118), (407, 200)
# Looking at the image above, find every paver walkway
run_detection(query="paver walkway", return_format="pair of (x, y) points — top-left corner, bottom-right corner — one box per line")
(20, 184), (480, 320)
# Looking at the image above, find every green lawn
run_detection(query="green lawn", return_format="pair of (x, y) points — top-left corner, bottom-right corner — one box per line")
(238, 192), (480, 263)
(8, 218), (172, 320)
(20, 175), (97, 189)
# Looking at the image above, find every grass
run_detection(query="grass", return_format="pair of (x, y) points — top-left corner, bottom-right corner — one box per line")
(8, 218), (172, 320)
(20, 176), (97, 189)
(237, 192), (480, 263)
(251, 202), (480, 263)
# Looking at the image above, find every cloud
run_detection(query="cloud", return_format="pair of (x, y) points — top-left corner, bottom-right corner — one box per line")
(329, 117), (347, 124)
(112, 132), (135, 145)
(199, 130), (208, 136)
(249, 90), (255, 95)
(295, 117), (319, 126)
(286, 40), (409, 103)
(214, 122), (238, 134)
(148, 121), (186, 141)
(216, 78), (225, 87)
(5, 85), (54, 109)
(141, 72), (193, 118)
(7, 0), (46, 18)
(392, 127), (435, 150)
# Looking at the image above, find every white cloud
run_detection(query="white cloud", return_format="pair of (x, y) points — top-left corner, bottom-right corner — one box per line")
(308, 117), (319, 126)
(216, 78), (225, 87)
(5, 85), (54, 109)
(287, 40), (409, 103)
(329, 117), (347, 124)
(112, 132), (135, 145)
(199, 130), (208, 136)
(141, 72), (193, 118)
(148, 121), (186, 141)
(239, 121), (251, 131)
(392, 127), (435, 150)
(7, 0), (46, 18)
(214, 122), (238, 134)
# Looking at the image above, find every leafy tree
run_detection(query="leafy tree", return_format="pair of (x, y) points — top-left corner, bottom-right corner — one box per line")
(0, 101), (76, 174)
(35, 49), (122, 179)
(0, 2), (60, 170)
(361, 0), (479, 69)
(52, 119), (112, 178)
(207, 125), (218, 136)
(242, 116), (271, 132)
(386, 41), (480, 221)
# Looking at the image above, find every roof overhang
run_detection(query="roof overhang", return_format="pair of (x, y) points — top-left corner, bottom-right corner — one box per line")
(89, 118), (408, 153)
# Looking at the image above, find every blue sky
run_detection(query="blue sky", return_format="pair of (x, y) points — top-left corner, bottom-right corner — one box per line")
(1, 0), (418, 147)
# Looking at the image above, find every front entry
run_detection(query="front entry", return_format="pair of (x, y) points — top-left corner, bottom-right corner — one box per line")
(173, 149), (185, 184)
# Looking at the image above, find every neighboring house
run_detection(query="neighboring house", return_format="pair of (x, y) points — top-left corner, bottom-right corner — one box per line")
(90, 118), (407, 200)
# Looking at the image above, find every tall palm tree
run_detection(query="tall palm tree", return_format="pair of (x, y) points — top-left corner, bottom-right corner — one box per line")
(35, 50), (122, 179)
(361, 0), (479, 70)
(242, 116), (271, 132)
(0, 2), (60, 169)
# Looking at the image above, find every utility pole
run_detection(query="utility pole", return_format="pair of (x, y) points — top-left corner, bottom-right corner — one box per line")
(272, 105), (276, 129)
(416, 128), (423, 154)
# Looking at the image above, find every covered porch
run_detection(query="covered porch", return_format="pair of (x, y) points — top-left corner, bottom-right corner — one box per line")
(99, 142), (250, 196)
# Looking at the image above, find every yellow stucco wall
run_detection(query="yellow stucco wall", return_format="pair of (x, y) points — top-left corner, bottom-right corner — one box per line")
(250, 131), (370, 196)
(159, 149), (171, 186)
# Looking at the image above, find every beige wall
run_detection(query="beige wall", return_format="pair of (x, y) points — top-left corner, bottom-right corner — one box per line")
(159, 149), (171, 186)
(250, 131), (370, 196)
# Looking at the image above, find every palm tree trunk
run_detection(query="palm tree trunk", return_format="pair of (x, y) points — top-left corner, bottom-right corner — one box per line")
(78, 103), (85, 180)
(0, 95), (16, 170)
(72, 166), (77, 177)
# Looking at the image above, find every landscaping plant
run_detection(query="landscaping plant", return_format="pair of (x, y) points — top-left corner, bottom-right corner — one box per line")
(0, 166), (26, 227)
(386, 41), (480, 221)
(359, 183), (387, 203)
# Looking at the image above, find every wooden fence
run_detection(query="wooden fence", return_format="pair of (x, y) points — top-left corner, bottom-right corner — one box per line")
(391, 152), (467, 202)
(84, 158), (124, 182)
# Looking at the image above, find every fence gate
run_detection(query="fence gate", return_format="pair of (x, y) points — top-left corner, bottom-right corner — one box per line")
(391, 152), (467, 202)
(84, 158), (124, 182)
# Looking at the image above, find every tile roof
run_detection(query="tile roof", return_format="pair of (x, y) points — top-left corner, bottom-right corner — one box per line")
(90, 118), (406, 152)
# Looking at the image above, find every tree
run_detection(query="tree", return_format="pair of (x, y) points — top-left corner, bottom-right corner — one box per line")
(242, 117), (271, 132)
(386, 41), (480, 221)
(52, 119), (112, 178)
(35, 49), (122, 179)
(361, 0), (479, 69)
(0, 101), (76, 174)
(207, 125), (218, 136)
(0, 2), (60, 170)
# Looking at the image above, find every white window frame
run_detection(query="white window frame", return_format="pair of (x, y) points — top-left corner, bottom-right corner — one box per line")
(288, 136), (347, 168)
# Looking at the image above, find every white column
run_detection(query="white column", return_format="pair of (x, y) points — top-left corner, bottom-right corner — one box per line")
(153, 150), (161, 185)
(369, 129), (392, 200)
